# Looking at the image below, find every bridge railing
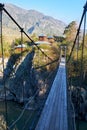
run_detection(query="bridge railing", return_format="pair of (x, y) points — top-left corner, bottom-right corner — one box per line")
(67, 1), (87, 129)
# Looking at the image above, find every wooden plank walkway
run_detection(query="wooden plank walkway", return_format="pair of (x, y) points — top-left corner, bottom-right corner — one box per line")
(35, 57), (68, 130)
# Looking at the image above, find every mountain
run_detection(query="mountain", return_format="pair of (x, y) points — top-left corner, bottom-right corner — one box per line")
(2, 3), (66, 38)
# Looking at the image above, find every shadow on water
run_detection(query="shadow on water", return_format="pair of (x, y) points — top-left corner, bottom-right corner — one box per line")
(0, 101), (36, 130)
(76, 120), (87, 130)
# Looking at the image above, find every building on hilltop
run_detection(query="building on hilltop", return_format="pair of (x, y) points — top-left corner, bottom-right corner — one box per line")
(14, 44), (27, 52)
(38, 34), (48, 41)
(35, 34), (55, 44)
(47, 36), (54, 44)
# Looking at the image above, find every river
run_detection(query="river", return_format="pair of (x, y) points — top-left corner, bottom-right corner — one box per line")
(76, 120), (87, 130)
(0, 101), (37, 130)
(0, 101), (87, 130)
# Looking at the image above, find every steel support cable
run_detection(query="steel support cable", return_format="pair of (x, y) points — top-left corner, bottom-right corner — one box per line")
(36, 57), (59, 90)
(75, 34), (80, 85)
(2, 6), (53, 62)
(20, 28), (23, 58)
(67, 1), (87, 63)
(35, 58), (59, 70)
(80, 12), (86, 85)
(0, 8), (8, 130)
(76, 35), (80, 68)
(20, 29), (24, 102)
(77, 10), (86, 130)
(9, 89), (39, 129)
(22, 112), (33, 130)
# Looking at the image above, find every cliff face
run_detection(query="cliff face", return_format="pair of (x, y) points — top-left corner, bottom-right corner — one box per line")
(8, 50), (37, 102)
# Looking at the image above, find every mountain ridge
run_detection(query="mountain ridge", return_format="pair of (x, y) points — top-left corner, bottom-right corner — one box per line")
(2, 3), (66, 37)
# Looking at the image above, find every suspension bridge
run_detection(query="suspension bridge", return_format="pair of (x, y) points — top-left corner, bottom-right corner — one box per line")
(0, 1), (87, 130)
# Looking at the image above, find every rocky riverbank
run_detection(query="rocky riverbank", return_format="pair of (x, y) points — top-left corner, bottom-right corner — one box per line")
(71, 86), (87, 121)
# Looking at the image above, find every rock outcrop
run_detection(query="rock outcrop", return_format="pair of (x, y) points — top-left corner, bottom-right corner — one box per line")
(8, 50), (38, 103)
(71, 86), (87, 121)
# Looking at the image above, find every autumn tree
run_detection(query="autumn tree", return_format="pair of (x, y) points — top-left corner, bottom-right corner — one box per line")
(63, 21), (78, 45)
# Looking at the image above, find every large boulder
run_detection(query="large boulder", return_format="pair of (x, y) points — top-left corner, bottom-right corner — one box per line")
(9, 50), (38, 102)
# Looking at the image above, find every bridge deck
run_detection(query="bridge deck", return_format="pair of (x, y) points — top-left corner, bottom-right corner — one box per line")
(35, 58), (68, 130)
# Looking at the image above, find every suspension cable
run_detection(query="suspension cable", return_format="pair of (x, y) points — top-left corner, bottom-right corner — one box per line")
(0, 6), (8, 130)
(80, 11), (86, 86)
(35, 58), (59, 69)
(20, 28), (24, 102)
(9, 89), (39, 129)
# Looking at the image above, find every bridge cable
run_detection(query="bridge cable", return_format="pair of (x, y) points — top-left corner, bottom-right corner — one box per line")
(20, 28), (24, 102)
(77, 15), (86, 130)
(0, 7), (8, 130)
(80, 11), (86, 86)
(76, 34), (80, 130)
(35, 58), (59, 70)
(9, 89), (39, 129)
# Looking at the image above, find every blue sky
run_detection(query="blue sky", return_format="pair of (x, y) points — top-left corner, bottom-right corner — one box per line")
(0, 0), (87, 24)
